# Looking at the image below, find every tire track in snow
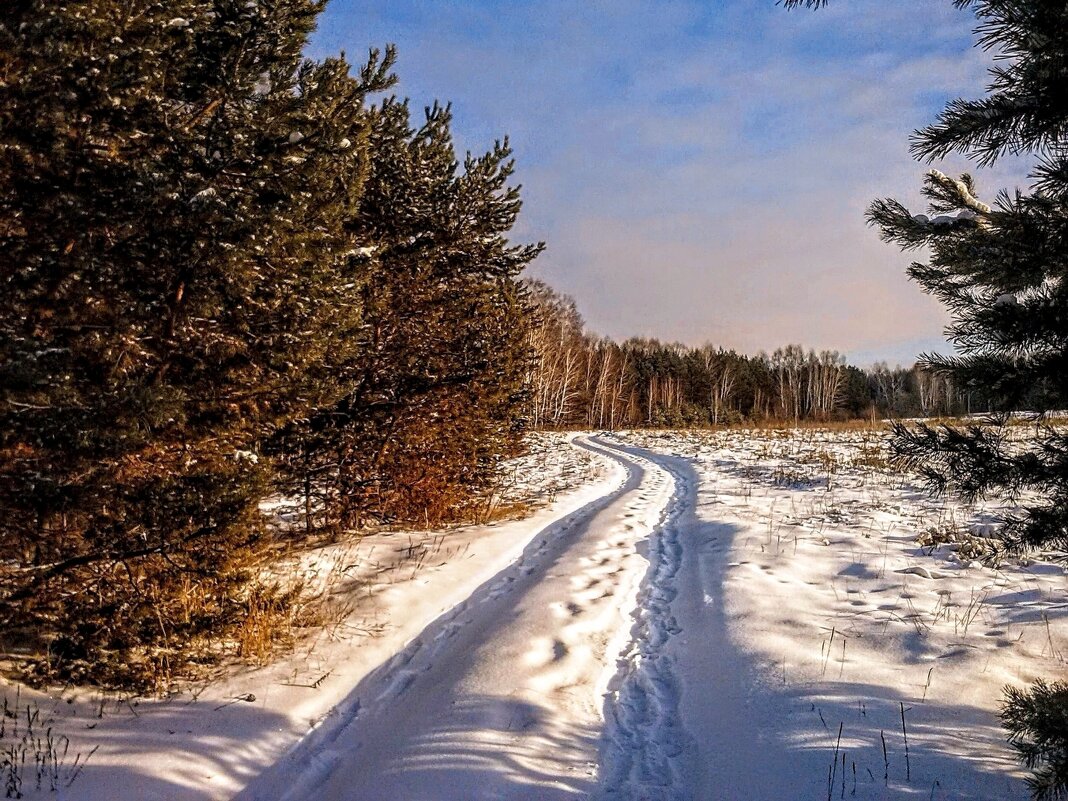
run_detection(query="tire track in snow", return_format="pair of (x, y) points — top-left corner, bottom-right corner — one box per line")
(238, 436), (660, 801)
(593, 437), (695, 801)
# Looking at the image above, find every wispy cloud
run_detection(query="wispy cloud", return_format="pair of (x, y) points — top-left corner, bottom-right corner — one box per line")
(313, 0), (1033, 365)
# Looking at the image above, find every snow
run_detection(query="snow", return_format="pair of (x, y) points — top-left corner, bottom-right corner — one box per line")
(9, 428), (1066, 800)
(244, 438), (659, 801)
(190, 187), (217, 204)
(613, 428), (1059, 800)
(927, 169), (993, 215)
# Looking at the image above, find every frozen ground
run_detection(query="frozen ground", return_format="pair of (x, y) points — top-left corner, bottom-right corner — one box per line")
(6, 428), (1066, 800)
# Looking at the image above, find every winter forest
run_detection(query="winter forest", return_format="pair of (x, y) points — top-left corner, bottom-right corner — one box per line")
(2, 1), (1068, 800)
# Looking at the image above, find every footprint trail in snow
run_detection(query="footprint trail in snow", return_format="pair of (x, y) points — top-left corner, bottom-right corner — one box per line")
(240, 436), (699, 801)
(594, 439), (693, 801)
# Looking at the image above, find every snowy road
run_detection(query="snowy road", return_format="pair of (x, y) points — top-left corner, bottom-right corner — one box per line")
(239, 436), (732, 801)
(596, 441), (797, 800)
(30, 430), (1043, 800)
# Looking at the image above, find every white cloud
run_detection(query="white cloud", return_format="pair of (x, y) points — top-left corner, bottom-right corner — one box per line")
(314, 0), (1036, 363)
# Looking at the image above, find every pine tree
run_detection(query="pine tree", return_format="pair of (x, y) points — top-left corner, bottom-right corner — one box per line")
(868, 0), (1068, 564)
(878, 5), (1068, 796)
(785, 1), (1068, 796)
(280, 98), (542, 530)
(341, 97), (538, 527)
(0, 1), (392, 686)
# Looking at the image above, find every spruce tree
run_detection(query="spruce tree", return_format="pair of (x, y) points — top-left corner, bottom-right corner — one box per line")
(0, 1), (392, 686)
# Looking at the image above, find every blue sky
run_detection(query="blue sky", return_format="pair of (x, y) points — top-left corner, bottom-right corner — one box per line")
(310, 1), (1029, 366)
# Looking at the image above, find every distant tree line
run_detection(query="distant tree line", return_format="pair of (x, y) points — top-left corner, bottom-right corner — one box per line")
(526, 280), (984, 429)
(0, 1), (537, 687)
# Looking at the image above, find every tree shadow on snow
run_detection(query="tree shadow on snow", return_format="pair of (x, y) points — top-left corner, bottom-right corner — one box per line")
(39, 699), (295, 801)
(606, 441), (1030, 801)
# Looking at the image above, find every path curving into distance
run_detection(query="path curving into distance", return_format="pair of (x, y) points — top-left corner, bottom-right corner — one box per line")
(593, 438), (693, 801)
(237, 436), (749, 801)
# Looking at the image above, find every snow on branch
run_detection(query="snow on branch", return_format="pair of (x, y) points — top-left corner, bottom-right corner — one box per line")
(928, 169), (993, 215)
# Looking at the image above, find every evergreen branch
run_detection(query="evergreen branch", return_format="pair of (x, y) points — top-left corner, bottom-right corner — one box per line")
(1001, 680), (1068, 801)
(1034, 150), (1068, 198)
(927, 169), (993, 214)
(912, 95), (1034, 166)
(889, 420), (1014, 503)
(866, 198), (930, 250)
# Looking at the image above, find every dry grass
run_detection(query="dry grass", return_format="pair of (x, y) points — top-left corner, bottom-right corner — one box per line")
(731, 417), (888, 432)
(0, 690), (96, 796)
(651, 412), (1068, 434)
(476, 500), (533, 525)
(233, 583), (311, 665)
(851, 444), (891, 471)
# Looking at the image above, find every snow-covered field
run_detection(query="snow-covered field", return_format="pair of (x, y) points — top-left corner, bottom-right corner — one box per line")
(5, 427), (1066, 800)
(613, 428), (1064, 800)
